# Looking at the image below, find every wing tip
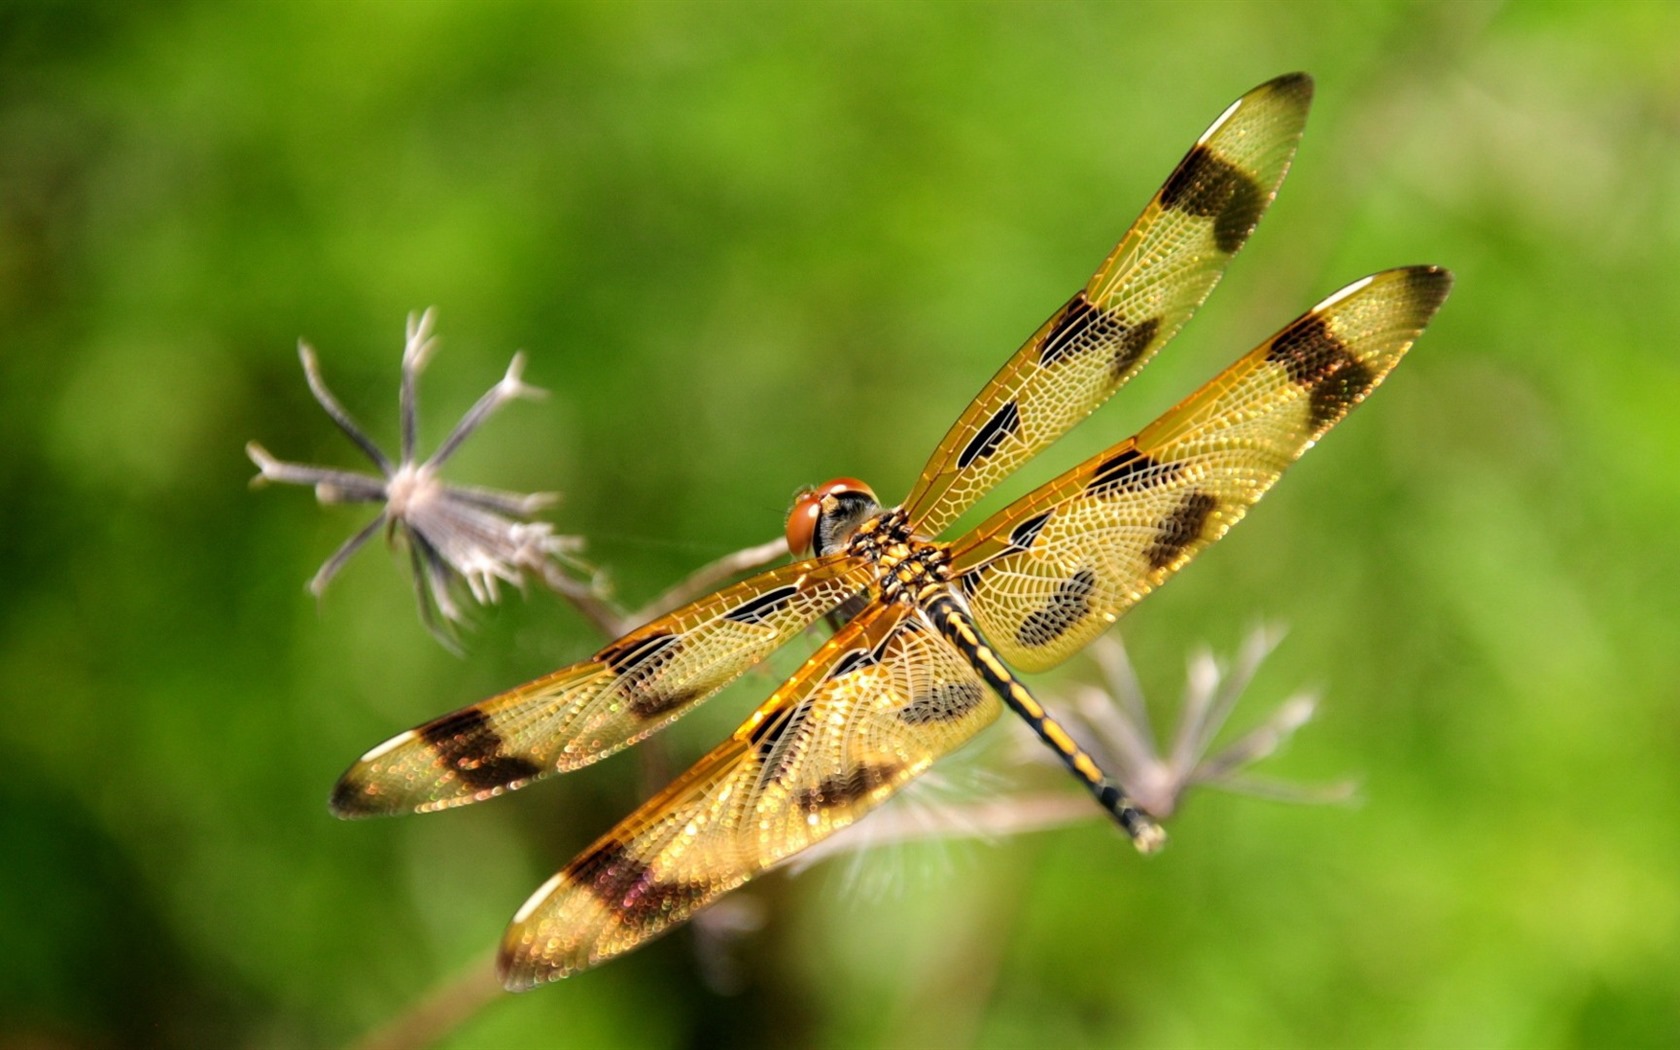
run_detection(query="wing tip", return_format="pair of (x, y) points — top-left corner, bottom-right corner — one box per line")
(1314, 264), (1455, 318)
(1401, 264), (1455, 310)
(1261, 71), (1315, 106)
(497, 914), (539, 991)
(496, 948), (543, 993)
(497, 929), (576, 992)
(1204, 71), (1315, 147)
(328, 767), (390, 820)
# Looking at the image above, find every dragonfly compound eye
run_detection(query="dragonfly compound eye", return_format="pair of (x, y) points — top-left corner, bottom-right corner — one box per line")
(786, 477), (877, 557)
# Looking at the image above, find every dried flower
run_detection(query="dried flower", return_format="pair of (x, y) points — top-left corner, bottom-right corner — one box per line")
(246, 309), (592, 643)
(1031, 625), (1356, 820)
(797, 625), (1353, 869)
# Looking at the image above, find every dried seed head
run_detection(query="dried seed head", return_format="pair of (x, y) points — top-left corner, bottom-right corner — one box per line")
(246, 310), (593, 646)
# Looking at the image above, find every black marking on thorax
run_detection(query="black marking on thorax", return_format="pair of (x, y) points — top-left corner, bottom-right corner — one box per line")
(880, 546), (950, 605)
(420, 708), (542, 791)
(847, 510), (950, 606)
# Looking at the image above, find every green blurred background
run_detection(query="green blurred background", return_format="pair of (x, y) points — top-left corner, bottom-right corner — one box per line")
(3, 1), (1677, 1047)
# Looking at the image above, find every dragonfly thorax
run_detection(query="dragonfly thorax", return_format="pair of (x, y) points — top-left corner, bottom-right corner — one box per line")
(843, 507), (951, 606)
(785, 481), (948, 602)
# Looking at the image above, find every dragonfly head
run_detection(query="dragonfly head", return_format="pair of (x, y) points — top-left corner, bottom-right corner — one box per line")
(786, 477), (880, 558)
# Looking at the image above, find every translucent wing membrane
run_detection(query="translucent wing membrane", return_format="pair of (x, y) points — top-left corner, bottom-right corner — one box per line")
(951, 266), (1452, 672)
(498, 603), (1000, 988)
(331, 556), (868, 816)
(901, 73), (1314, 537)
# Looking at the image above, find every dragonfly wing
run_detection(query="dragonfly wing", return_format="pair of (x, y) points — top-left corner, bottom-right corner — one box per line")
(498, 602), (998, 987)
(951, 266), (1452, 672)
(331, 555), (869, 816)
(902, 73), (1314, 537)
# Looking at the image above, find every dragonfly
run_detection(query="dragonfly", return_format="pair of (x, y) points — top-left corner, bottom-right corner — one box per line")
(331, 72), (1451, 990)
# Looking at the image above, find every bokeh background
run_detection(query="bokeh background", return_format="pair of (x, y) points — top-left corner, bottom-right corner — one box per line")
(3, 2), (1677, 1047)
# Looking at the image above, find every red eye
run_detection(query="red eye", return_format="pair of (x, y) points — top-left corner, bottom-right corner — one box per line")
(785, 477), (874, 556)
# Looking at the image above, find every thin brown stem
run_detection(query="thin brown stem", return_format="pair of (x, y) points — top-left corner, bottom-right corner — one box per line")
(352, 951), (503, 1050)
(883, 855), (1031, 1050)
(629, 537), (788, 629)
(538, 563), (630, 638)
(540, 537), (787, 639)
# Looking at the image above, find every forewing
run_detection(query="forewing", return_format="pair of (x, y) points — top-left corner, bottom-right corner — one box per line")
(331, 556), (868, 817)
(901, 73), (1314, 537)
(498, 603), (999, 987)
(951, 266), (1452, 672)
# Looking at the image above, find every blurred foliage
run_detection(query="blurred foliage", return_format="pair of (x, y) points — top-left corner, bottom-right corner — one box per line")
(2, 1), (1677, 1047)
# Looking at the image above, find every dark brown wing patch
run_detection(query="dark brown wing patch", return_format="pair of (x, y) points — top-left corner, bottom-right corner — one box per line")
(949, 266), (1451, 675)
(597, 630), (701, 718)
(1037, 294), (1103, 367)
(897, 680), (987, 726)
(1265, 314), (1381, 429)
(794, 761), (904, 813)
(1267, 314), (1353, 385)
(1085, 448), (1184, 499)
(1308, 357), (1376, 429)
(1145, 491), (1218, 570)
(597, 629), (682, 674)
(1007, 511), (1054, 552)
(957, 400), (1021, 469)
(497, 605), (1001, 986)
(419, 708), (543, 792)
(1036, 295), (1159, 380)
(722, 584), (802, 625)
(899, 74), (1313, 537)
(568, 840), (711, 931)
(1108, 316), (1161, 379)
(1161, 145), (1265, 253)
(1016, 567), (1098, 648)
